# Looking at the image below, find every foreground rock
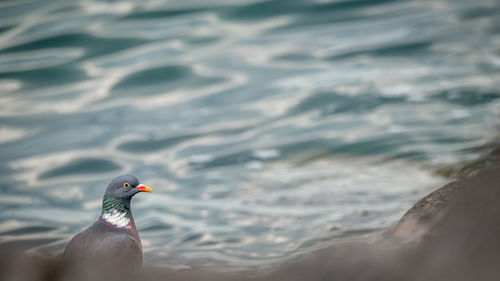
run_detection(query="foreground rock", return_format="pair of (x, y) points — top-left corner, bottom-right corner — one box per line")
(393, 145), (500, 242)
(260, 165), (500, 281)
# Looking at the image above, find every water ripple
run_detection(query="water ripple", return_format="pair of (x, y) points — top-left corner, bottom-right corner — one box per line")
(0, 48), (83, 73)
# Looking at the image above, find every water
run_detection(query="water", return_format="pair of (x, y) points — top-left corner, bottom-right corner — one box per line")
(0, 0), (499, 269)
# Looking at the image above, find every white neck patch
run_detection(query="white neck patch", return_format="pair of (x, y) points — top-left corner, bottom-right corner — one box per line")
(102, 210), (131, 229)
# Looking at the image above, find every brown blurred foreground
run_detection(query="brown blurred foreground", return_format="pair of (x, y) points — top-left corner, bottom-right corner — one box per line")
(1, 150), (499, 281)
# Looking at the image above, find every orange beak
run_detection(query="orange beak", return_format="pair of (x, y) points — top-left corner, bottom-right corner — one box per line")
(136, 184), (152, 193)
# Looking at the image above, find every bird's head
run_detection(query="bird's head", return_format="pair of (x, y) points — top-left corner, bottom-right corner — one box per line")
(104, 174), (152, 200)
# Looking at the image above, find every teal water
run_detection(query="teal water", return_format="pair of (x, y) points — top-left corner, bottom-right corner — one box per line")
(0, 0), (499, 269)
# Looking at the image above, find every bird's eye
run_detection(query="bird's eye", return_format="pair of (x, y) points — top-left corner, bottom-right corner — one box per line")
(123, 182), (130, 188)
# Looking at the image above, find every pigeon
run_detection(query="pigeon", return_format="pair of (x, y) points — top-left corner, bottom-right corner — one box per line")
(63, 175), (152, 267)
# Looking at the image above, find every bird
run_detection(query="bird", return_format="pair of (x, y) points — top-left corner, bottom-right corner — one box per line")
(63, 175), (152, 267)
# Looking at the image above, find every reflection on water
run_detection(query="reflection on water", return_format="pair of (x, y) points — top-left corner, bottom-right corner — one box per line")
(0, 0), (499, 269)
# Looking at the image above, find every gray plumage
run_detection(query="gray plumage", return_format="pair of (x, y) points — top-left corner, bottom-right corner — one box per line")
(63, 175), (152, 267)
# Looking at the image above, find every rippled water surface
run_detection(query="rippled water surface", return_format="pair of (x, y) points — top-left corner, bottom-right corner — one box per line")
(0, 0), (499, 269)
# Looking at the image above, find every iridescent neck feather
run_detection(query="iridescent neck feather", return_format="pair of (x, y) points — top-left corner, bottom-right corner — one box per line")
(99, 196), (132, 229)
